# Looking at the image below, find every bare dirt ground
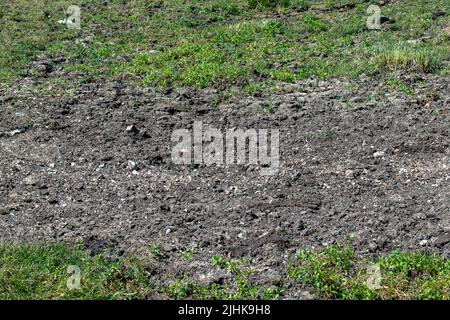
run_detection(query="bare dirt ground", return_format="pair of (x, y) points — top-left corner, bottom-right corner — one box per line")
(0, 60), (449, 297)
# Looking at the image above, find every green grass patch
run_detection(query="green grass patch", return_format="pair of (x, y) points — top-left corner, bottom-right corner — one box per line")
(0, 243), (152, 300)
(375, 44), (444, 73)
(289, 245), (450, 300)
(1, 0), (449, 87)
(0, 0), (81, 84)
(1, 242), (448, 300)
(385, 77), (416, 96)
(0, 243), (281, 300)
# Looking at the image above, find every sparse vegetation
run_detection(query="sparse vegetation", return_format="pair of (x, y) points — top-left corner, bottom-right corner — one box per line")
(165, 255), (280, 299)
(247, 0), (290, 9)
(375, 44), (443, 73)
(289, 245), (450, 300)
(321, 128), (336, 138)
(181, 248), (196, 261)
(385, 77), (416, 96)
(1, 0), (448, 88)
(149, 243), (165, 260)
(263, 103), (274, 114)
(1, 243), (447, 300)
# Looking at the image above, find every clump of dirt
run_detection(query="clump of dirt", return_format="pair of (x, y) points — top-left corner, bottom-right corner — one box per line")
(0, 69), (449, 298)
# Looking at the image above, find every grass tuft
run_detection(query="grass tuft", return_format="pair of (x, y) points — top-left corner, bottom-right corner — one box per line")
(375, 44), (443, 73)
(247, 0), (291, 9)
(289, 245), (449, 300)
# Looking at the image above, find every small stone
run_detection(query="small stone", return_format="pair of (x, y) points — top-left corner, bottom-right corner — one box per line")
(9, 129), (22, 136)
(198, 270), (229, 287)
(75, 182), (84, 190)
(419, 239), (428, 246)
(414, 212), (426, 220)
(23, 175), (39, 186)
(141, 130), (151, 139)
(160, 244), (176, 252)
(301, 291), (315, 300)
(127, 160), (136, 170)
(290, 171), (301, 181)
(100, 155), (113, 162)
(296, 220), (305, 231)
(386, 229), (398, 239)
(377, 237), (388, 248)
(368, 242), (378, 252)
(434, 233), (450, 248)
(126, 125), (139, 133)
(345, 169), (354, 178)
(30, 64), (48, 76)
(406, 39), (420, 45)
(373, 151), (385, 158)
